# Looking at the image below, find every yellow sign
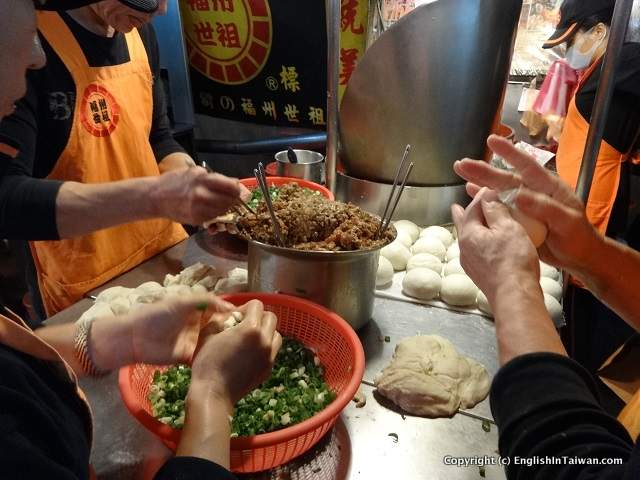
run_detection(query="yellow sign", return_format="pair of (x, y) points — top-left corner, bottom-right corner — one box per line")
(339, 0), (368, 101)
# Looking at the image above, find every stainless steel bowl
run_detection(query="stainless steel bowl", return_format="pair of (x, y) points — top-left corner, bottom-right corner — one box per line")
(247, 239), (386, 330)
(275, 150), (325, 184)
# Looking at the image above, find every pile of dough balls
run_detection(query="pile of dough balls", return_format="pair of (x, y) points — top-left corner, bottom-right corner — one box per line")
(378, 220), (565, 321)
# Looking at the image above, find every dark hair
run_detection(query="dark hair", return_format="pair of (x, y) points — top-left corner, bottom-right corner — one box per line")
(580, 8), (615, 30)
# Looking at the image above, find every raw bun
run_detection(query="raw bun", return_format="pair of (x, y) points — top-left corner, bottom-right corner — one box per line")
(375, 335), (490, 417)
(406, 253), (443, 274)
(95, 286), (133, 304)
(376, 256), (395, 287)
(395, 230), (414, 248)
(446, 242), (460, 261)
(443, 258), (466, 276)
(109, 296), (131, 316)
(394, 220), (420, 243)
(540, 277), (562, 301)
(540, 262), (560, 280)
(476, 290), (492, 315)
(78, 302), (115, 322)
(420, 226), (454, 247)
(544, 293), (564, 327)
(411, 237), (446, 261)
(402, 268), (442, 301)
(381, 241), (412, 271)
(134, 281), (165, 303)
(440, 274), (478, 307)
(214, 268), (249, 294)
(165, 284), (193, 297)
(510, 208), (548, 248)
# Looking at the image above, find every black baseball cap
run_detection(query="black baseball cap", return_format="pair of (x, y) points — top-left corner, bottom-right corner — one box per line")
(36, 0), (159, 13)
(543, 0), (615, 49)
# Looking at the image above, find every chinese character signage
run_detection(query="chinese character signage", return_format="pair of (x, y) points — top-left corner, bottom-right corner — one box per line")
(180, 0), (368, 129)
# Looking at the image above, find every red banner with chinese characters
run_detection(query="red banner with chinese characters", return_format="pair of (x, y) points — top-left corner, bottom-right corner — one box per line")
(180, 0), (368, 129)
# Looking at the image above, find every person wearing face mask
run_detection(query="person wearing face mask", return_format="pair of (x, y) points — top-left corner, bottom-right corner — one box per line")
(0, 0), (250, 320)
(542, 0), (640, 376)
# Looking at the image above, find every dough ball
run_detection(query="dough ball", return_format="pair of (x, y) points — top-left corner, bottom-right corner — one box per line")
(393, 220), (420, 243)
(446, 242), (460, 261)
(375, 335), (490, 417)
(510, 208), (548, 248)
(540, 262), (560, 281)
(134, 281), (165, 303)
(109, 296), (131, 316)
(381, 241), (412, 271)
(407, 253), (442, 274)
(402, 268), (442, 301)
(376, 256), (395, 287)
(440, 274), (478, 307)
(411, 237), (446, 261)
(95, 286), (133, 304)
(214, 268), (249, 294)
(78, 302), (115, 323)
(544, 293), (564, 327)
(191, 284), (208, 295)
(163, 273), (180, 287)
(420, 226), (454, 247)
(476, 290), (492, 315)
(443, 258), (466, 276)
(540, 277), (562, 301)
(165, 284), (193, 298)
(395, 229), (414, 248)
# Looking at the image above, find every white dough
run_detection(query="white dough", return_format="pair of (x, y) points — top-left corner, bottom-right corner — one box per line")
(406, 253), (442, 274)
(411, 237), (446, 261)
(446, 242), (460, 261)
(393, 220), (420, 243)
(134, 281), (165, 303)
(376, 256), (395, 287)
(510, 208), (548, 248)
(402, 268), (442, 301)
(540, 277), (562, 301)
(544, 294), (564, 327)
(476, 290), (492, 315)
(540, 262), (560, 280)
(443, 258), (466, 276)
(214, 268), (249, 294)
(375, 335), (490, 417)
(420, 226), (454, 247)
(381, 241), (412, 271)
(196, 275), (219, 291)
(109, 296), (131, 316)
(165, 284), (193, 298)
(440, 274), (478, 307)
(78, 302), (115, 323)
(95, 286), (133, 304)
(395, 230), (414, 248)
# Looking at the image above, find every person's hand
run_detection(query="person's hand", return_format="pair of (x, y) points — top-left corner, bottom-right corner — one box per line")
(451, 188), (541, 304)
(453, 134), (603, 277)
(189, 299), (282, 406)
(150, 167), (244, 225)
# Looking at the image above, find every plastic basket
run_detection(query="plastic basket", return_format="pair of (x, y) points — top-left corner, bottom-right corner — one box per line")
(118, 293), (364, 473)
(239, 176), (334, 201)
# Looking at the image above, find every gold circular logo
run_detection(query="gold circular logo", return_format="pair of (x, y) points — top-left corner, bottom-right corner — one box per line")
(180, 0), (273, 85)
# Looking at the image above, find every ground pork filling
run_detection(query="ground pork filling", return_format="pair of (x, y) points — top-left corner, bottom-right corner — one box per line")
(237, 183), (395, 251)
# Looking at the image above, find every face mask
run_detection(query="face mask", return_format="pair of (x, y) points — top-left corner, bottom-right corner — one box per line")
(565, 27), (605, 70)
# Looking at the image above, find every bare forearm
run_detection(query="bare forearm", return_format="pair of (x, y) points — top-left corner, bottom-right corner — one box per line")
(178, 385), (233, 469)
(491, 278), (567, 366)
(158, 152), (196, 174)
(56, 178), (157, 238)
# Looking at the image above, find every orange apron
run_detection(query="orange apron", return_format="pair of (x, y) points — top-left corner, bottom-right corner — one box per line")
(556, 58), (626, 235)
(30, 12), (187, 316)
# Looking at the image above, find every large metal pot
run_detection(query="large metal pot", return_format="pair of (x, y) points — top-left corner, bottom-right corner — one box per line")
(247, 240), (382, 330)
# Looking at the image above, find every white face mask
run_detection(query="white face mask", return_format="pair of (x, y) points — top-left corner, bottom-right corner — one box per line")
(565, 26), (606, 70)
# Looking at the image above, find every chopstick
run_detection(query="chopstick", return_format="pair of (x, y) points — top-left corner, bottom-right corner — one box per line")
(376, 145), (413, 239)
(254, 163), (285, 247)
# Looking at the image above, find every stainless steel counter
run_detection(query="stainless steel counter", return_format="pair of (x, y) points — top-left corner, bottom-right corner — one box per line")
(46, 233), (505, 479)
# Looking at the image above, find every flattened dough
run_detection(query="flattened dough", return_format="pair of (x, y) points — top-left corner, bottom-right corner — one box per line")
(375, 335), (490, 417)
(440, 274), (478, 307)
(381, 241), (412, 271)
(376, 256), (394, 287)
(420, 226), (454, 247)
(402, 268), (442, 301)
(393, 220), (420, 243)
(411, 237), (446, 261)
(406, 253), (442, 274)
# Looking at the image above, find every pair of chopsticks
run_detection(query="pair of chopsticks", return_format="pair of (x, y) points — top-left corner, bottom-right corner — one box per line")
(200, 160), (257, 216)
(254, 162), (285, 247)
(375, 145), (414, 239)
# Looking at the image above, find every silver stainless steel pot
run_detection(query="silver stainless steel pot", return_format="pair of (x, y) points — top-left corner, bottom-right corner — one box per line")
(247, 239), (384, 330)
(275, 150), (325, 184)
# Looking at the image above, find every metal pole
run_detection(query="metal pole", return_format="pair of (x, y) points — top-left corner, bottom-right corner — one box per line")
(575, 0), (634, 202)
(325, 0), (340, 193)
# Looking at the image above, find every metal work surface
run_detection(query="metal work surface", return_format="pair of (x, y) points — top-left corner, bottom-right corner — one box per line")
(47, 233), (502, 478)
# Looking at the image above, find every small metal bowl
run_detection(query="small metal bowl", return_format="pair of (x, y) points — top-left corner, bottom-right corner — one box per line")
(275, 149), (325, 184)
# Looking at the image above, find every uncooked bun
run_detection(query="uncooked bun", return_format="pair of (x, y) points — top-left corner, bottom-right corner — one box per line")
(510, 208), (548, 248)
(476, 290), (492, 314)
(540, 277), (562, 301)
(377, 256), (395, 287)
(420, 226), (454, 247)
(406, 253), (442, 274)
(440, 274), (478, 307)
(540, 262), (560, 281)
(544, 294), (564, 326)
(446, 242), (460, 261)
(411, 237), (446, 261)
(443, 258), (466, 276)
(394, 220), (420, 243)
(402, 268), (442, 300)
(381, 241), (412, 271)
(395, 230), (414, 248)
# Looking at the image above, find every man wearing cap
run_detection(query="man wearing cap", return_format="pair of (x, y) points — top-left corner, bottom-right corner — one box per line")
(0, 0), (247, 319)
(542, 0), (640, 375)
